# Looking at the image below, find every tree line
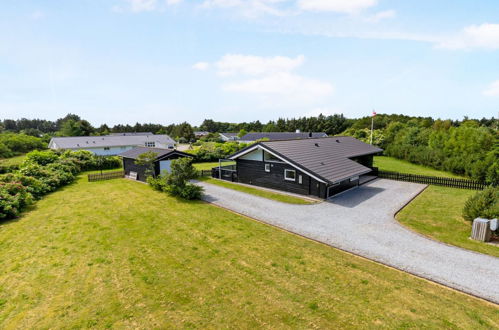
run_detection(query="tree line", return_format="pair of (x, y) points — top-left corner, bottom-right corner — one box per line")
(1, 113), (497, 184)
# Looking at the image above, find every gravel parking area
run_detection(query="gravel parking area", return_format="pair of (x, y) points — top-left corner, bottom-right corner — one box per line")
(198, 179), (499, 304)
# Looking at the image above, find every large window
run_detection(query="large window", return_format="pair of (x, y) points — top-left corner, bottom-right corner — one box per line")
(264, 150), (284, 163)
(284, 169), (296, 181)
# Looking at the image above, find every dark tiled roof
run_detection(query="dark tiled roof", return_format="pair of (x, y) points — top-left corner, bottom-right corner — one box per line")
(231, 136), (382, 184)
(119, 147), (191, 160)
(240, 132), (327, 141)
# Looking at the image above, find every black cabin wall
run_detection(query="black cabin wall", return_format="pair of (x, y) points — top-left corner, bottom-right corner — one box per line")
(123, 157), (149, 182)
(124, 153), (190, 182)
(236, 159), (313, 196)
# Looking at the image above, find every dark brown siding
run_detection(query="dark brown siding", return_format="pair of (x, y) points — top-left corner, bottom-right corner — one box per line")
(236, 159), (313, 196)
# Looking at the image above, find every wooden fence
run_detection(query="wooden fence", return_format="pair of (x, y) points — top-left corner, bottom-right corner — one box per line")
(88, 171), (125, 182)
(375, 169), (488, 190)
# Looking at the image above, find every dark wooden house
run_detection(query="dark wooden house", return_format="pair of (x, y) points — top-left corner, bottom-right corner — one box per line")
(120, 147), (192, 182)
(224, 137), (382, 198)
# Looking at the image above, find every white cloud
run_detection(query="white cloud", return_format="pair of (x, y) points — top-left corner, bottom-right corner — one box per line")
(297, 0), (377, 14)
(216, 54), (305, 76)
(223, 72), (333, 97)
(483, 80), (499, 96)
(437, 23), (499, 50)
(127, 0), (157, 12)
(166, 0), (183, 4)
(202, 54), (334, 106)
(200, 0), (289, 17)
(365, 10), (396, 23)
(192, 62), (210, 70)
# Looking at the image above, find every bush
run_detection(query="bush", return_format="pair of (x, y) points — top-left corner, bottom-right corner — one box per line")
(0, 143), (12, 158)
(0, 164), (19, 174)
(147, 175), (168, 191)
(25, 150), (59, 166)
(0, 173), (50, 199)
(178, 183), (203, 200)
(0, 133), (45, 154)
(462, 187), (499, 222)
(193, 142), (248, 162)
(0, 182), (33, 220)
(148, 158), (204, 200)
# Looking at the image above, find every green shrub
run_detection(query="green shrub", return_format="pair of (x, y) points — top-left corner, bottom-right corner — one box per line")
(0, 164), (19, 174)
(25, 150), (59, 166)
(193, 142), (248, 162)
(148, 158), (204, 200)
(0, 173), (50, 199)
(0, 133), (45, 154)
(0, 182), (33, 220)
(147, 175), (168, 191)
(0, 143), (12, 158)
(462, 187), (499, 222)
(177, 183), (203, 200)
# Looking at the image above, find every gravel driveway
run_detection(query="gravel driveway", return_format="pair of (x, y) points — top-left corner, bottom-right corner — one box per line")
(198, 179), (499, 304)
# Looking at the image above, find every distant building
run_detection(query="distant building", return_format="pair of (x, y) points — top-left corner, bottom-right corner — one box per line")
(238, 132), (328, 143)
(48, 134), (176, 156)
(108, 132), (153, 136)
(219, 132), (239, 142)
(194, 131), (210, 139)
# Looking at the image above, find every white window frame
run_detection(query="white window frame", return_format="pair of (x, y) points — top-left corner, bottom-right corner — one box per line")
(264, 163), (271, 172)
(284, 169), (296, 182)
(145, 142), (156, 148)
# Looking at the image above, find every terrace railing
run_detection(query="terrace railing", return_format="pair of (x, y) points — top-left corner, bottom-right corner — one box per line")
(88, 171), (125, 182)
(211, 165), (237, 182)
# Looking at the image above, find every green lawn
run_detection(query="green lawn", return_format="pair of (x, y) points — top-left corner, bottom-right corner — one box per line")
(0, 154), (26, 167)
(396, 186), (499, 258)
(0, 175), (498, 328)
(193, 161), (235, 171)
(198, 177), (316, 205)
(374, 156), (463, 178)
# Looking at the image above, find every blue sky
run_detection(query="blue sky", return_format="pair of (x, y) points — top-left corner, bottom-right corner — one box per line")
(1, 0), (498, 126)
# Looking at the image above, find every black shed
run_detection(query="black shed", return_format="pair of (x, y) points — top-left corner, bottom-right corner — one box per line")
(119, 147), (192, 182)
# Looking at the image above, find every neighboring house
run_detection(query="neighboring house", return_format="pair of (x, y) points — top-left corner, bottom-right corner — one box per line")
(120, 147), (192, 182)
(223, 137), (382, 198)
(48, 134), (176, 156)
(108, 132), (153, 136)
(238, 132), (328, 143)
(194, 131), (210, 139)
(219, 132), (239, 142)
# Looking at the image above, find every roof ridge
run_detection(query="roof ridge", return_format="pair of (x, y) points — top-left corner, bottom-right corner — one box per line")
(260, 136), (349, 143)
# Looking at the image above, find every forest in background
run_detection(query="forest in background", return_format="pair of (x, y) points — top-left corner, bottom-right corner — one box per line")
(1, 113), (497, 184)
